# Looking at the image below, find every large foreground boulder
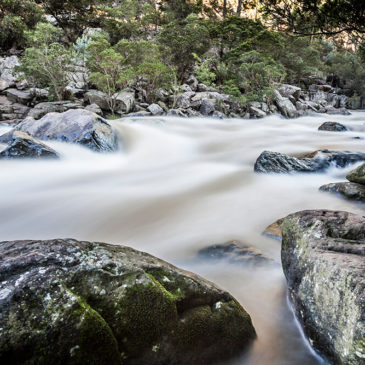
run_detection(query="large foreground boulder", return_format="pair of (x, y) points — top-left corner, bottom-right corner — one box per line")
(14, 109), (118, 152)
(0, 131), (58, 159)
(0, 239), (256, 365)
(282, 210), (365, 365)
(254, 150), (365, 173)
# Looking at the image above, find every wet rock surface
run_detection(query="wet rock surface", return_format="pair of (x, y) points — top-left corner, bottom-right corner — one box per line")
(13, 109), (118, 152)
(281, 210), (365, 365)
(0, 239), (256, 365)
(0, 131), (58, 159)
(254, 150), (365, 173)
(197, 241), (274, 266)
(347, 163), (365, 185)
(320, 182), (365, 201)
(318, 121), (348, 132)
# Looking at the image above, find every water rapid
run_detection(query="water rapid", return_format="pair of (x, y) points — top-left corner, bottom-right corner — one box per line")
(1, 112), (364, 364)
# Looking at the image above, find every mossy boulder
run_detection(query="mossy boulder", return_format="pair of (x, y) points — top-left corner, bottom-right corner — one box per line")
(282, 210), (365, 365)
(0, 239), (256, 365)
(319, 182), (365, 202)
(347, 163), (365, 185)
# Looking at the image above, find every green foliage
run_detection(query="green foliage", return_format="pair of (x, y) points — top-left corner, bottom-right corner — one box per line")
(158, 14), (210, 80)
(193, 54), (216, 86)
(0, 0), (43, 49)
(87, 37), (175, 112)
(17, 23), (74, 101)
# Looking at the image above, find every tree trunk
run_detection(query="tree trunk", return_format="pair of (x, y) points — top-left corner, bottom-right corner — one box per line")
(223, 0), (227, 19)
(236, 0), (243, 16)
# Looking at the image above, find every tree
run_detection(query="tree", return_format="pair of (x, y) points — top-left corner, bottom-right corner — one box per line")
(87, 37), (133, 114)
(0, 0), (43, 49)
(17, 23), (74, 101)
(158, 14), (210, 80)
(37, 0), (104, 41)
(260, 0), (365, 38)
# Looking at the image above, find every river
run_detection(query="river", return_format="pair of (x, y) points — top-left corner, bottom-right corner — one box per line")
(0, 111), (364, 364)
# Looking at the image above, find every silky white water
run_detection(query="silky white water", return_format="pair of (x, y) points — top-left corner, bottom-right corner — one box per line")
(0, 111), (364, 364)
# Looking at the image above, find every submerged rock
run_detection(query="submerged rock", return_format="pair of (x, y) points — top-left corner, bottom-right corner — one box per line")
(254, 150), (365, 173)
(282, 210), (365, 365)
(319, 182), (365, 202)
(0, 239), (256, 365)
(318, 121), (348, 132)
(197, 241), (274, 266)
(14, 109), (118, 152)
(347, 163), (365, 185)
(0, 131), (58, 159)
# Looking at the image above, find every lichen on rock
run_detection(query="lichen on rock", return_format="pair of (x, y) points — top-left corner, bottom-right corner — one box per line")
(0, 239), (256, 365)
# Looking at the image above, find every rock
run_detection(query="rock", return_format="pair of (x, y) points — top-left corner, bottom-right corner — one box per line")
(319, 182), (365, 201)
(167, 109), (186, 117)
(85, 103), (103, 116)
(281, 210), (365, 365)
(0, 79), (10, 92)
(123, 111), (152, 117)
(347, 163), (365, 185)
(263, 218), (285, 241)
(197, 83), (209, 92)
(279, 84), (301, 100)
(0, 239), (256, 365)
(30, 88), (49, 101)
(0, 56), (20, 83)
(249, 106), (266, 118)
(85, 90), (110, 110)
(176, 92), (195, 109)
(274, 90), (299, 118)
(5, 89), (33, 105)
(15, 109), (118, 152)
(197, 241), (274, 266)
(0, 131), (58, 159)
(180, 84), (192, 93)
(254, 150), (365, 173)
(200, 99), (215, 116)
(115, 90), (135, 114)
(325, 106), (351, 115)
(28, 101), (83, 120)
(318, 121), (348, 132)
(186, 75), (198, 91)
(147, 103), (164, 116)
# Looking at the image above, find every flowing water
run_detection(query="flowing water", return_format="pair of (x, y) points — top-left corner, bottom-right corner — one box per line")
(1, 111), (365, 364)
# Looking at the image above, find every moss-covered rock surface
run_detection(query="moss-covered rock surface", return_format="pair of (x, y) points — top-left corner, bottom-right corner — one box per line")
(282, 210), (365, 365)
(0, 239), (256, 365)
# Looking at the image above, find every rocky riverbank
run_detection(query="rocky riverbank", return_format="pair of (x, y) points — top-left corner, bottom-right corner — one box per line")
(0, 55), (361, 125)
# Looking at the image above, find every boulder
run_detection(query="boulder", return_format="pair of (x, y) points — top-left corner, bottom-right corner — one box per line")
(175, 92), (195, 109)
(347, 163), (365, 185)
(197, 241), (273, 266)
(6, 89), (33, 105)
(115, 90), (135, 114)
(0, 79), (10, 92)
(0, 56), (20, 83)
(0, 239), (256, 365)
(28, 101), (83, 120)
(167, 109), (186, 117)
(281, 210), (365, 365)
(14, 109), (118, 152)
(85, 90), (110, 110)
(278, 84), (301, 100)
(318, 121), (348, 132)
(319, 182), (365, 201)
(325, 106), (351, 115)
(249, 106), (266, 118)
(200, 99), (215, 116)
(262, 217), (285, 241)
(85, 103), (103, 116)
(147, 103), (164, 116)
(274, 90), (299, 118)
(254, 150), (365, 173)
(186, 75), (198, 91)
(0, 131), (58, 159)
